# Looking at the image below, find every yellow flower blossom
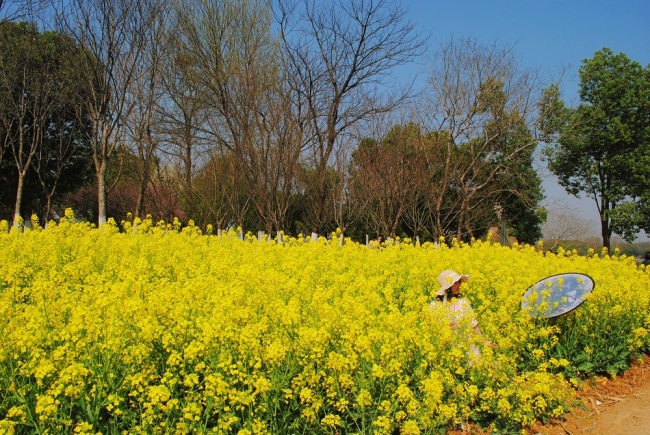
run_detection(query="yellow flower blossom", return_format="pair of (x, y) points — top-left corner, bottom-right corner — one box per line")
(0, 219), (647, 433)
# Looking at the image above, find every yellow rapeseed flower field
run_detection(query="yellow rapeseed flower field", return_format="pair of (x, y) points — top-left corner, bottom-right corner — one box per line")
(0, 213), (648, 434)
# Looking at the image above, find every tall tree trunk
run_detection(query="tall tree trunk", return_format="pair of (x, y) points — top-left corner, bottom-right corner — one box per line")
(135, 154), (152, 218)
(599, 195), (612, 251)
(184, 125), (193, 218)
(45, 195), (52, 227)
(97, 162), (108, 225)
(135, 177), (146, 218)
(601, 214), (611, 252)
(13, 171), (25, 227)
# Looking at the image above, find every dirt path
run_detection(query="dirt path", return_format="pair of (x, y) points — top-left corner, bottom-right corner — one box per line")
(448, 356), (650, 434)
(533, 354), (650, 435)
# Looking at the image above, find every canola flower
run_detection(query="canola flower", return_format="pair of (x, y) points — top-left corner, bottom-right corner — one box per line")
(0, 213), (649, 434)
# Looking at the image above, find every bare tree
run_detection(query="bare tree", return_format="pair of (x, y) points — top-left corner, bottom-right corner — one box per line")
(173, 0), (259, 167)
(175, 0), (306, 232)
(1, 0), (46, 23)
(349, 124), (421, 238)
(276, 0), (425, 234)
(156, 30), (210, 221)
(542, 205), (596, 250)
(191, 151), (234, 230)
(143, 164), (184, 223)
(59, 0), (159, 224)
(250, 82), (305, 232)
(421, 37), (543, 240)
(329, 142), (357, 235)
(123, 0), (169, 218)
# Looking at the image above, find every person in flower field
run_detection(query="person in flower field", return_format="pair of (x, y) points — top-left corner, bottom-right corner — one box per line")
(431, 269), (492, 350)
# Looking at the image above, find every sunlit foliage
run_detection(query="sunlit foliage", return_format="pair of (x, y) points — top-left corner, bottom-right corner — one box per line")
(0, 213), (648, 433)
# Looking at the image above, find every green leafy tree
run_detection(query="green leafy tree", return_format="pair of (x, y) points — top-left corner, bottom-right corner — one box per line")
(0, 21), (93, 223)
(540, 48), (650, 250)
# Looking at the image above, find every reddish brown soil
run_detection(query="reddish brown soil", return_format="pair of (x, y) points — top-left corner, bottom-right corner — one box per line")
(531, 354), (650, 435)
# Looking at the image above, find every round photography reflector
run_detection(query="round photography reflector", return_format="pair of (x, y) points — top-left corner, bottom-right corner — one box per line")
(521, 273), (595, 318)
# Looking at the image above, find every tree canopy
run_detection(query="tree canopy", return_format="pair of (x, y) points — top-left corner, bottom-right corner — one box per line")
(0, 5), (550, 245)
(349, 118), (544, 243)
(539, 48), (650, 250)
(0, 21), (93, 222)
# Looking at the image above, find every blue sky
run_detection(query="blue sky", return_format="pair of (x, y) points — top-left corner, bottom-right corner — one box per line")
(403, 0), (650, 239)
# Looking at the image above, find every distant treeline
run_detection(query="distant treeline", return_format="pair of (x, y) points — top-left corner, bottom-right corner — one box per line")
(1, 1), (555, 244)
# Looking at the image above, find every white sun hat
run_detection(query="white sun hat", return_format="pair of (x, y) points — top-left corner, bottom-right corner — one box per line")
(436, 269), (468, 295)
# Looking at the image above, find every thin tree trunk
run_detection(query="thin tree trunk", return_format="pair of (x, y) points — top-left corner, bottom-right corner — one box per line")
(135, 155), (152, 218)
(45, 195), (52, 226)
(13, 172), (25, 227)
(601, 215), (611, 252)
(135, 179), (146, 218)
(185, 125), (193, 218)
(97, 162), (108, 225)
